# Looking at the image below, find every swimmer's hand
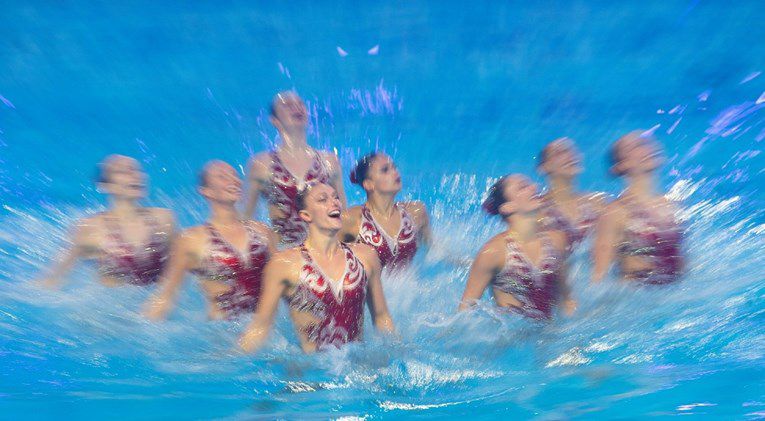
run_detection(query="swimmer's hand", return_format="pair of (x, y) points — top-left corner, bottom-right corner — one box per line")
(563, 298), (577, 317)
(238, 327), (267, 354)
(35, 277), (61, 290)
(142, 297), (170, 321)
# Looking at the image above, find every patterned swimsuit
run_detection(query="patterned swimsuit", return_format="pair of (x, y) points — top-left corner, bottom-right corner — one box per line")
(98, 211), (170, 285)
(192, 222), (270, 315)
(357, 203), (418, 270)
(492, 235), (563, 319)
(540, 196), (598, 248)
(618, 200), (683, 285)
(286, 243), (367, 349)
(263, 150), (330, 246)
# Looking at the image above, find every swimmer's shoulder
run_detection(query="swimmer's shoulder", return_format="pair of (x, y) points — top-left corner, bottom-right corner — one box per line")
(265, 247), (304, 282)
(248, 152), (272, 179)
(545, 230), (568, 252)
(475, 233), (510, 265)
(348, 242), (381, 271)
(318, 150), (342, 172)
(341, 206), (363, 242)
(344, 205), (363, 223)
(599, 197), (630, 225)
(177, 225), (209, 248)
(145, 207), (176, 228)
(582, 191), (609, 211)
(73, 214), (102, 247)
(401, 200), (427, 215)
(401, 201), (429, 227)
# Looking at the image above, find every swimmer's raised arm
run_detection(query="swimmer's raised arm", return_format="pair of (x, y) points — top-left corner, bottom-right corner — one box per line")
(592, 203), (624, 283)
(239, 256), (289, 353)
(548, 230), (577, 315)
(143, 231), (197, 320)
(458, 240), (504, 311)
(406, 201), (432, 248)
(244, 154), (270, 219)
(38, 222), (92, 289)
(324, 152), (348, 208)
(252, 221), (279, 256)
(356, 244), (395, 334)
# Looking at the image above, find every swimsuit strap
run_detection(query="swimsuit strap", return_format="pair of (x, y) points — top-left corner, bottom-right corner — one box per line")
(504, 233), (554, 269)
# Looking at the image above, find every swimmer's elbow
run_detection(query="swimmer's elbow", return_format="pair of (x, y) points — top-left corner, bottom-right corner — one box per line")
(238, 326), (269, 353)
(375, 315), (395, 334)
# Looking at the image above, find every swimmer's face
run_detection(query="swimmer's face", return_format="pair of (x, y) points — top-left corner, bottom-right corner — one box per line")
(364, 154), (402, 195)
(271, 92), (308, 131)
(298, 183), (343, 231)
(99, 155), (146, 200)
(498, 175), (542, 215)
(199, 161), (242, 204)
(540, 138), (582, 178)
(613, 131), (663, 176)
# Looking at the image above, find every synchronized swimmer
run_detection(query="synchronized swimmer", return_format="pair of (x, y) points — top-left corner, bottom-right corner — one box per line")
(37, 91), (685, 354)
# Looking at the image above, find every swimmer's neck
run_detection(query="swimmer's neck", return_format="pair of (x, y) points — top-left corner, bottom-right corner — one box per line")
(208, 203), (241, 226)
(108, 198), (141, 217)
(505, 211), (539, 242)
(366, 192), (397, 218)
(624, 173), (657, 200)
(547, 177), (577, 202)
(304, 230), (342, 256)
(277, 129), (308, 150)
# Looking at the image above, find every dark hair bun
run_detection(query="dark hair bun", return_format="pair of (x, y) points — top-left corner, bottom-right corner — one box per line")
(349, 152), (378, 186)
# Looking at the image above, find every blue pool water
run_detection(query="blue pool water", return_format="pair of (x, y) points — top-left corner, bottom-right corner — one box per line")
(2, 1), (765, 418)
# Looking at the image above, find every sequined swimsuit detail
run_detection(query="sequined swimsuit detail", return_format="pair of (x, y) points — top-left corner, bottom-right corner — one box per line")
(492, 235), (562, 319)
(357, 203), (417, 270)
(264, 150), (330, 246)
(286, 243), (367, 349)
(192, 222), (269, 315)
(617, 201), (683, 285)
(540, 196), (598, 247)
(98, 211), (170, 285)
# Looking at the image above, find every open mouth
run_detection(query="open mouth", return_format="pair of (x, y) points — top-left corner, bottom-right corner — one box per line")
(328, 209), (341, 219)
(643, 152), (661, 163)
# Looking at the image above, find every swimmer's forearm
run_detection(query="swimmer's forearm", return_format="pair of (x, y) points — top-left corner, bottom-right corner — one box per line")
(238, 324), (270, 353)
(39, 247), (81, 289)
(374, 315), (395, 334)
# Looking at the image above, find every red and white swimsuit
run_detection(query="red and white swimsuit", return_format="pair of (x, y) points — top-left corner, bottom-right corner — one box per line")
(357, 203), (418, 270)
(264, 150), (330, 246)
(618, 200), (683, 285)
(192, 221), (270, 316)
(492, 235), (563, 320)
(286, 243), (367, 349)
(540, 196), (598, 248)
(98, 211), (170, 285)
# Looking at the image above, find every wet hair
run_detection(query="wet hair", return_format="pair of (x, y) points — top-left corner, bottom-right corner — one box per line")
(349, 152), (379, 186)
(537, 137), (573, 169)
(95, 163), (109, 184)
(608, 130), (651, 177)
(198, 160), (229, 187)
(270, 91), (297, 119)
(607, 142), (622, 176)
(482, 177), (508, 216)
(198, 169), (209, 187)
(94, 154), (131, 184)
